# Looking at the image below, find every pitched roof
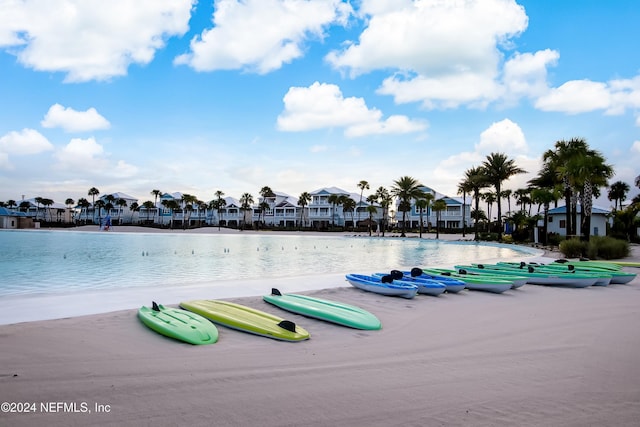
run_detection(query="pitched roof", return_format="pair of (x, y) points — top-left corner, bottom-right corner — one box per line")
(547, 205), (611, 215)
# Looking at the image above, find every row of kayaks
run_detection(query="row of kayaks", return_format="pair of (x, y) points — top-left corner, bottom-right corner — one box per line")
(137, 288), (382, 345)
(139, 259), (637, 345)
(345, 259), (638, 298)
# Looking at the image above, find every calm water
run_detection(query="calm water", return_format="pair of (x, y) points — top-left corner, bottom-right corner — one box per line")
(0, 229), (537, 298)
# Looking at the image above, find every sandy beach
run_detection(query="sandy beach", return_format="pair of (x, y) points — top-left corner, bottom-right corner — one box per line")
(1, 229), (639, 426)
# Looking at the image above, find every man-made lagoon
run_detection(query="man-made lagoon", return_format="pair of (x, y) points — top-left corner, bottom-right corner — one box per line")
(0, 229), (541, 324)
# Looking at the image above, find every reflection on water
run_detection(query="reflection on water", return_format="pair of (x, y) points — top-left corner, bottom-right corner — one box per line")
(0, 229), (534, 297)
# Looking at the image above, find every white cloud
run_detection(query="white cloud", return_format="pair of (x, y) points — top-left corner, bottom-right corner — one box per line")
(0, 152), (11, 170)
(476, 118), (528, 154)
(0, 128), (54, 155)
(277, 81), (426, 137)
(52, 137), (139, 178)
(0, 0), (193, 82)
(175, 0), (352, 73)
(377, 72), (503, 110)
(502, 49), (559, 101)
(535, 80), (612, 114)
(41, 104), (111, 132)
(632, 140), (640, 154)
(326, 0), (527, 108)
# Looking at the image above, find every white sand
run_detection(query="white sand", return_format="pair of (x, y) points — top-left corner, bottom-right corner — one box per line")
(1, 229), (639, 426)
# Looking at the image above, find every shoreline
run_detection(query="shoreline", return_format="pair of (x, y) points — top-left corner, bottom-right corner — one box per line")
(1, 229), (638, 426)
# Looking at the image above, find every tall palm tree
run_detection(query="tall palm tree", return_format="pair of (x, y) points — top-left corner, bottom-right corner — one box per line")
(142, 201), (155, 223)
(342, 197), (357, 230)
(88, 187), (99, 223)
(151, 189), (162, 223)
(542, 138), (590, 238)
(481, 191), (496, 224)
(76, 198), (90, 223)
(432, 199), (447, 239)
(462, 166), (490, 241)
(457, 178), (473, 237)
(391, 176), (424, 237)
(328, 194), (348, 227)
(297, 191), (311, 230)
(357, 180), (370, 225)
(481, 152), (526, 241)
(375, 186), (392, 237)
(41, 198), (53, 222)
(239, 193), (254, 230)
(530, 188), (557, 245)
(259, 186), (275, 227)
(94, 199), (105, 225)
(212, 190), (226, 230)
(563, 148), (613, 240)
(116, 198), (127, 225)
(608, 181), (630, 211)
(33, 196), (43, 221)
(415, 198), (429, 238)
(366, 205), (377, 236)
(129, 201), (139, 224)
(181, 194), (197, 229)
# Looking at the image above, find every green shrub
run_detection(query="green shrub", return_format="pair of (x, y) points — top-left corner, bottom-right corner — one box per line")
(559, 236), (629, 259)
(559, 238), (587, 258)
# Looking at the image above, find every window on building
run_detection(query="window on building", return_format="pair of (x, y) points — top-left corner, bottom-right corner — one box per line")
(559, 219), (566, 229)
(548, 216), (553, 222)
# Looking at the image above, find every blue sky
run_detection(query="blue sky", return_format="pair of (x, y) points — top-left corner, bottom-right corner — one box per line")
(1, 0), (639, 207)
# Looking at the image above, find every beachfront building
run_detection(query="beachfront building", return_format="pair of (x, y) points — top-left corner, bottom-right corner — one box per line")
(251, 191), (300, 228)
(394, 186), (472, 231)
(545, 205), (611, 237)
(0, 207), (32, 229)
(77, 192), (139, 225)
(307, 187), (384, 230)
(14, 198), (74, 224)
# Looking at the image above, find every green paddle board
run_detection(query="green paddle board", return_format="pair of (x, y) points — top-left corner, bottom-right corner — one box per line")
(263, 288), (382, 330)
(180, 300), (310, 342)
(138, 302), (218, 345)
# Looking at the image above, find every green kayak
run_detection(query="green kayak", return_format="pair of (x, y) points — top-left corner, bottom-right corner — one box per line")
(138, 302), (219, 345)
(419, 268), (513, 293)
(180, 300), (310, 342)
(263, 288), (382, 330)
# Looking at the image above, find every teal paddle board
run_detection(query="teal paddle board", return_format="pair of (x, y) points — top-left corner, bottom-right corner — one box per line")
(263, 288), (382, 330)
(180, 300), (310, 342)
(138, 302), (218, 345)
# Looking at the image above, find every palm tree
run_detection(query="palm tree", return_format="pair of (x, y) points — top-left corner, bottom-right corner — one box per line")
(366, 205), (377, 236)
(34, 196), (43, 221)
(357, 180), (370, 225)
(563, 148), (613, 240)
(129, 201), (139, 224)
(239, 193), (254, 230)
(342, 197), (357, 230)
(297, 192), (311, 230)
(462, 166), (490, 240)
(259, 186), (275, 227)
(181, 194), (197, 229)
(481, 191), (496, 225)
(432, 199), (447, 239)
(542, 138), (590, 238)
(151, 189), (161, 222)
(212, 190), (226, 230)
(391, 176), (424, 237)
(116, 198), (127, 225)
(481, 152), (526, 241)
(41, 198), (53, 222)
(415, 198), (427, 238)
(375, 186), (392, 237)
(76, 198), (90, 223)
(457, 178), (473, 237)
(327, 194), (346, 227)
(142, 201), (155, 223)
(530, 188), (557, 245)
(94, 199), (105, 225)
(608, 181), (630, 211)
(88, 187), (99, 223)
